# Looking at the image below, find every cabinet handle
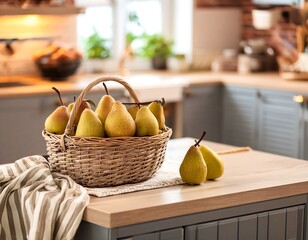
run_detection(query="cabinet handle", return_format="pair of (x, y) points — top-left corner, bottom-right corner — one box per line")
(184, 88), (192, 97)
(293, 95), (308, 103)
(257, 91), (266, 102)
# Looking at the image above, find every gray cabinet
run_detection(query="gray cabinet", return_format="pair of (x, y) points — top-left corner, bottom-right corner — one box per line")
(257, 90), (301, 158)
(0, 95), (58, 163)
(300, 100), (308, 160)
(222, 86), (302, 158)
(0, 89), (126, 164)
(183, 85), (222, 142)
(222, 86), (258, 148)
(185, 205), (305, 240)
(120, 228), (184, 240)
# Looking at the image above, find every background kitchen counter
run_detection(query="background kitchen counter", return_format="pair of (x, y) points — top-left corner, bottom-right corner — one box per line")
(2, 71), (308, 98)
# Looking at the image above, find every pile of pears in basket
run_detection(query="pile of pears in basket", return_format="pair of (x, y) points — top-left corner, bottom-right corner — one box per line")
(44, 85), (166, 137)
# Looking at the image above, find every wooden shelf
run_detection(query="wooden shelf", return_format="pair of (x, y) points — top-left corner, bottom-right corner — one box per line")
(0, 6), (85, 16)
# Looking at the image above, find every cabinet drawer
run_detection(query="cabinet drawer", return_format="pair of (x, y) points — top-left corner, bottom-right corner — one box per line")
(120, 227), (184, 240)
(185, 205), (305, 240)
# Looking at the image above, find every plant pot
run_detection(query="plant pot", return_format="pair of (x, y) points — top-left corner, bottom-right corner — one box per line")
(152, 56), (167, 70)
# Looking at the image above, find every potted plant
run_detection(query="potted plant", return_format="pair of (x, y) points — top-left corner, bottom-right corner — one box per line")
(138, 33), (174, 70)
(84, 31), (111, 73)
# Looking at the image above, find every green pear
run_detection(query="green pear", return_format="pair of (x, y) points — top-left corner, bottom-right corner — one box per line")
(95, 95), (115, 125)
(135, 106), (159, 136)
(127, 104), (140, 120)
(45, 105), (70, 134)
(75, 109), (104, 137)
(148, 100), (165, 129)
(179, 131), (208, 185)
(200, 144), (224, 180)
(68, 100), (91, 126)
(105, 101), (136, 137)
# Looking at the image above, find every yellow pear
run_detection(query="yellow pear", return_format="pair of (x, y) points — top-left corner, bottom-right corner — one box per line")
(200, 144), (224, 180)
(68, 100), (91, 126)
(44, 105), (69, 134)
(179, 131), (208, 185)
(135, 106), (159, 136)
(44, 87), (69, 134)
(95, 95), (115, 125)
(105, 101), (136, 137)
(148, 100), (165, 129)
(75, 109), (104, 137)
(127, 104), (140, 120)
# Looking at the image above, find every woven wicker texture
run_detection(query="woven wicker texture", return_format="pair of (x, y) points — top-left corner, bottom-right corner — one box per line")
(42, 76), (172, 187)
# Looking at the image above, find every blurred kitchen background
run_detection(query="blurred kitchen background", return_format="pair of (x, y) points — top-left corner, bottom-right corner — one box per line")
(0, 0), (307, 77)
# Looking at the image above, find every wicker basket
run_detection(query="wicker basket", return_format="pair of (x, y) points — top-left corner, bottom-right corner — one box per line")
(42, 76), (172, 188)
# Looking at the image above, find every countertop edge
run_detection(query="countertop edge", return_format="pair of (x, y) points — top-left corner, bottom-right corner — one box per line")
(83, 181), (308, 228)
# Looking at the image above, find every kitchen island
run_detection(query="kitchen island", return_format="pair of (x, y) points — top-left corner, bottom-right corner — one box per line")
(75, 138), (308, 240)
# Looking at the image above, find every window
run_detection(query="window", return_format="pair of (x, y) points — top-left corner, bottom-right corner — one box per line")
(76, 4), (113, 56)
(126, 0), (162, 36)
(76, 0), (192, 71)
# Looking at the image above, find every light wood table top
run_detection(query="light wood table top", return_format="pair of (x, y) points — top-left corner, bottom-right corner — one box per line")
(83, 138), (308, 228)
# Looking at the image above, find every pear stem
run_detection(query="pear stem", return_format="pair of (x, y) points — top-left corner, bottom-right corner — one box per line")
(102, 82), (110, 95)
(161, 98), (165, 106)
(194, 131), (206, 147)
(52, 87), (64, 106)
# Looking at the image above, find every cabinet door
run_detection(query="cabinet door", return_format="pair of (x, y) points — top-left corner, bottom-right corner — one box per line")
(222, 86), (258, 148)
(183, 85), (222, 142)
(121, 228), (184, 240)
(0, 96), (48, 163)
(302, 102), (308, 160)
(257, 90), (301, 158)
(185, 205), (305, 240)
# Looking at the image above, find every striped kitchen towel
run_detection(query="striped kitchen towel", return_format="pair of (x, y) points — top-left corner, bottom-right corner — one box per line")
(0, 155), (89, 240)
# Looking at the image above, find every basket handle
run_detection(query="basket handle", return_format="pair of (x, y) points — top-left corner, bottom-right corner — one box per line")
(65, 76), (140, 135)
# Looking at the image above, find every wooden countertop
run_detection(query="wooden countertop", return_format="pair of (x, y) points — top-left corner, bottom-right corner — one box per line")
(1, 71), (308, 99)
(83, 138), (308, 228)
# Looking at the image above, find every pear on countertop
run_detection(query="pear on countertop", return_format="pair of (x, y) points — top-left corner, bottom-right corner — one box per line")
(200, 144), (224, 180)
(179, 131), (207, 185)
(135, 106), (159, 136)
(75, 109), (104, 137)
(105, 101), (136, 137)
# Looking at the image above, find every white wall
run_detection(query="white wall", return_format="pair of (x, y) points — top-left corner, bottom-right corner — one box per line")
(192, 8), (242, 70)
